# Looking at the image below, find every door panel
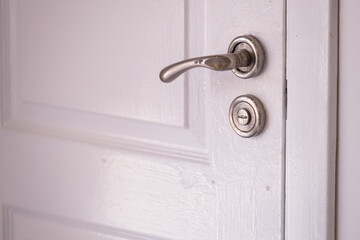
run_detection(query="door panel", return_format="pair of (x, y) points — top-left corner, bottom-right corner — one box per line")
(0, 0), (285, 239)
(5, 0), (209, 161)
(17, 0), (186, 126)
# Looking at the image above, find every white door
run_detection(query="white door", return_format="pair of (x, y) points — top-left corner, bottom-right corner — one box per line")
(0, 0), (285, 239)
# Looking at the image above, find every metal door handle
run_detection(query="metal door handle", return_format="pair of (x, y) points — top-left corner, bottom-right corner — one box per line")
(159, 35), (265, 83)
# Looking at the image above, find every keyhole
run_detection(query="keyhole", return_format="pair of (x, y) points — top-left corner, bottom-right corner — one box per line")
(237, 108), (251, 125)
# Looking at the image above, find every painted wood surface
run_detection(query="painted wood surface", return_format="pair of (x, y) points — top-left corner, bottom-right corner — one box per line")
(0, 0), (285, 239)
(337, 0), (360, 238)
(286, 0), (338, 239)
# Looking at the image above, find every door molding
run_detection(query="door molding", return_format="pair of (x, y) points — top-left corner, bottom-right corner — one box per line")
(0, 0), (210, 163)
(286, 0), (338, 239)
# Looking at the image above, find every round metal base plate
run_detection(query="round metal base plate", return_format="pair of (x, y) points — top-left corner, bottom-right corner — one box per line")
(228, 36), (265, 79)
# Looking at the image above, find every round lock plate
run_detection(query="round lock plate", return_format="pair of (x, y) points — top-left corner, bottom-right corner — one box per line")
(229, 95), (266, 138)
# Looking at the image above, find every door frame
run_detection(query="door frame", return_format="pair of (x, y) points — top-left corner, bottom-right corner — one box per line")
(286, 0), (338, 239)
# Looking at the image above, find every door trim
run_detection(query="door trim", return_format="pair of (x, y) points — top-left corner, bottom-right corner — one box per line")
(286, 0), (338, 239)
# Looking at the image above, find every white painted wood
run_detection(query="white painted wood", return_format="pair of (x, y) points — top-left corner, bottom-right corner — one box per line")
(4, 206), (160, 240)
(286, 0), (338, 239)
(2, 0), (209, 162)
(15, 0), (186, 127)
(0, 0), (285, 239)
(337, 0), (360, 238)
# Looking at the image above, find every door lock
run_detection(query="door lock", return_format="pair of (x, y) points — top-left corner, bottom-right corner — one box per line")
(159, 36), (267, 138)
(229, 95), (266, 138)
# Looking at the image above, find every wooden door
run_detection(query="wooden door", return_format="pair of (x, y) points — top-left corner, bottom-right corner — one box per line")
(0, 0), (285, 239)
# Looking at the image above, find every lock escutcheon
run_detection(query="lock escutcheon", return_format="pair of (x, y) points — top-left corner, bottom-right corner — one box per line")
(229, 95), (266, 138)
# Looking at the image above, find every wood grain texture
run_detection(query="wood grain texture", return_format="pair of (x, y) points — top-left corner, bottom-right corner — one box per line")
(208, 0), (285, 239)
(286, 0), (338, 239)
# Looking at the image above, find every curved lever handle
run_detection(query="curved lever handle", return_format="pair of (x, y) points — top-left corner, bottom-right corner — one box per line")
(159, 35), (265, 83)
(160, 51), (250, 83)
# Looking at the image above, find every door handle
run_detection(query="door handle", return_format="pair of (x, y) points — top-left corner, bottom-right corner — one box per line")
(159, 35), (265, 82)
